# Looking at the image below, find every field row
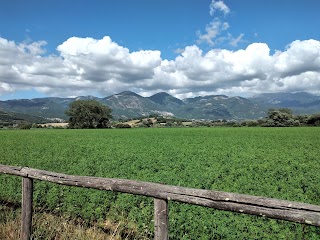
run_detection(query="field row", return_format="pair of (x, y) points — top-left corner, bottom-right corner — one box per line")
(0, 127), (319, 239)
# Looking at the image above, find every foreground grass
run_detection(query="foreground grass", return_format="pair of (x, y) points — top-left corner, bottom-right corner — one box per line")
(0, 205), (141, 239)
(0, 127), (320, 239)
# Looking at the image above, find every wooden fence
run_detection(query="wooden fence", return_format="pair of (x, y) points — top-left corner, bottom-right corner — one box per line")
(0, 164), (319, 240)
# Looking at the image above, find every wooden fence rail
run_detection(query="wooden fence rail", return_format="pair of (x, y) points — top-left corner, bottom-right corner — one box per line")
(0, 164), (320, 240)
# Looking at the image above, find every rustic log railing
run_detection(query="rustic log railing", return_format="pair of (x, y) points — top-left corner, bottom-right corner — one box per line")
(0, 164), (319, 240)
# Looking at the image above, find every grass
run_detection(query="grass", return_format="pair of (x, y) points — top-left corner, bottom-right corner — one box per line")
(0, 127), (320, 239)
(0, 204), (141, 240)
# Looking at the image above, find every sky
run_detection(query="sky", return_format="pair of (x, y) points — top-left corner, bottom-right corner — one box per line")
(0, 0), (320, 100)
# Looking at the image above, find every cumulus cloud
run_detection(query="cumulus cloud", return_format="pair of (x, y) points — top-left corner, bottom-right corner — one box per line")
(152, 43), (273, 93)
(274, 40), (320, 77)
(151, 39), (320, 96)
(1, 36), (320, 99)
(56, 36), (161, 83)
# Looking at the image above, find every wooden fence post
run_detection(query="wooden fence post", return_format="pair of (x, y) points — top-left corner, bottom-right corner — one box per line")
(21, 177), (33, 240)
(154, 198), (168, 240)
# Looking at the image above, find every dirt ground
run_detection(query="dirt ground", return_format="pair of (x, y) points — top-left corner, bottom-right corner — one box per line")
(39, 123), (69, 128)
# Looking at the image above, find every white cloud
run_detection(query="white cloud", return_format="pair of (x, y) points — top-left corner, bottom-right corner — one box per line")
(199, 0), (242, 48)
(1, 36), (320, 99)
(273, 40), (320, 77)
(56, 36), (161, 83)
(210, 0), (230, 16)
(174, 48), (185, 54)
(0, 82), (13, 93)
(151, 40), (320, 96)
(21, 41), (47, 55)
(197, 19), (229, 45)
(229, 33), (245, 47)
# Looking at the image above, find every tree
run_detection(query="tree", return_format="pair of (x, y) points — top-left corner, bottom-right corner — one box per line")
(307, 113), (320, 126)
(65, 100), (112, 129)
(18, 122), (32, 129)
(264, 108), (299, 127)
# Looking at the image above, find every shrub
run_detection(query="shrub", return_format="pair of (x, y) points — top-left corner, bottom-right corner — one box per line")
(114, 123), (131, 128)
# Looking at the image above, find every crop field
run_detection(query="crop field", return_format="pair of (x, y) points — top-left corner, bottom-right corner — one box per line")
(0, 127), (319, 239)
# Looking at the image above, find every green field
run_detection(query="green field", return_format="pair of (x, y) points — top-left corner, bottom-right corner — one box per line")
(0, 128), (319, 239)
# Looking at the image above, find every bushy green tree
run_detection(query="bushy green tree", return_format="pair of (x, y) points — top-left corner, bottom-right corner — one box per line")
(18, 122), (32, 129)
(65, 100), (112, 129)
(307, 113), (320, 126)
(264, 108), (299, 127)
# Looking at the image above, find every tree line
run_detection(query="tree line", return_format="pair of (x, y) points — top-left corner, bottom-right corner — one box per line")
(256, 108), (320, 127)
(64, 100), (320, 129)
(2, 100), (320, 129)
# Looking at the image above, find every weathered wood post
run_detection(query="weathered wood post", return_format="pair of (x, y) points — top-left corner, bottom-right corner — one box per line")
(21, 177), (33, 240)
(154, 198), (168, 240)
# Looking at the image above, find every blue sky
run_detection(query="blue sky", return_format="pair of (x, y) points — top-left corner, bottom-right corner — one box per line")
(0, 0), (320, 100)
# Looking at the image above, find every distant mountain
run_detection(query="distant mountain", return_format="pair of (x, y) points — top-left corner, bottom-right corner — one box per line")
(0, 109), (49, 125)
(0, 97), (73, 120)
(101, 91), (164, 119)
(75, 95), (99, 101)
(249, 92), (320, 114)
(1, 91), (320, 122)
(148, 92), (185, 110)
(177, 95), (266, 120)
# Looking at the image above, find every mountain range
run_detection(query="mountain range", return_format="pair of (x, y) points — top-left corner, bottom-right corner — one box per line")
(1, 91), (320, 123)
